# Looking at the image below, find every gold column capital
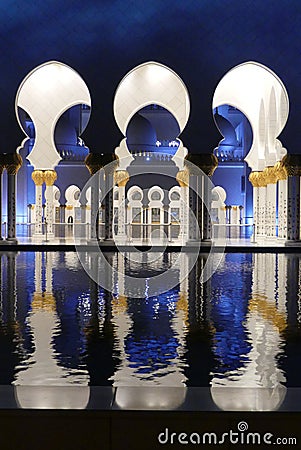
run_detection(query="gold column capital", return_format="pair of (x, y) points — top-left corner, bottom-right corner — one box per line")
(31, 170), (44, 186)
(85, 153), (117, 175)
(176, 168), (189, 187)
(44, 169), (57, 186)
(249, 171), (261, 187)
(281, 154), (301, 177)
(185, 153), (218, 176)
(263, 166), (278, 184)
(4, 153), (23, 175)
(274, 160), (288, 181)
(114, 170), (129, 187)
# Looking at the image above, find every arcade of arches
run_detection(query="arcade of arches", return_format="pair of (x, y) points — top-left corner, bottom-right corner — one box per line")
(0, 60), (300, 246)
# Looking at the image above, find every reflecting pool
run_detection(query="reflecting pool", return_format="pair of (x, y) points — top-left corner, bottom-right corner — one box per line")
(0, 251), (301, 407)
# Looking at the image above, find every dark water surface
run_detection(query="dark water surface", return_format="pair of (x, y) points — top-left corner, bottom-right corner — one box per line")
(0, 251), (300, 390)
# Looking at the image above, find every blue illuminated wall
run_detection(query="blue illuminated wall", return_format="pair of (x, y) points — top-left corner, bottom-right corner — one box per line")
(211, 105), (253, 221)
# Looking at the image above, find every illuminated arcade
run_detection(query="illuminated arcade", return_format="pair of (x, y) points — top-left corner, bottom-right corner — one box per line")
(0, 60), (298, 247)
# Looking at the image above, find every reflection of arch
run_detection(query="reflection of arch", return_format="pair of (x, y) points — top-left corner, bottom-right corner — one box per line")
(15, 386), (90, 409)
(115, 386), (186, 410)
(210, 385), (286, 411)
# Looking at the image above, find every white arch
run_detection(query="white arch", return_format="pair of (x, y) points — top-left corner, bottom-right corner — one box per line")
(147, 186), (164, 225)
(148, 185), (164, 203)
(114, 61), (190, 137)
(212, 61), (289, 171)
(53, 185), (60, 207)
(16, 61), (91, 170)
(127, 186), (143, 229)
(65, 184), (81, 207)
(127, 185), (143, 203)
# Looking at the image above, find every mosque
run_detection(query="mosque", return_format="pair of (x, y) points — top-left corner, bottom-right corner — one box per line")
(0, 59), (299, 247)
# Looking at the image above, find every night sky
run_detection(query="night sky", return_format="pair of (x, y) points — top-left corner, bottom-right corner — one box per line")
(0, 0), (300, 155)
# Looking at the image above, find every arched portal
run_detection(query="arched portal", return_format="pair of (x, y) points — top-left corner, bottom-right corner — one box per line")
(213, 61), (289, 243)
(112, 61), (191, 245)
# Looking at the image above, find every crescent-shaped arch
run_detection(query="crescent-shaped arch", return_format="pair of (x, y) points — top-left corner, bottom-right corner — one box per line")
(16, 61), (91, 170)
(113, 61), (190, 136)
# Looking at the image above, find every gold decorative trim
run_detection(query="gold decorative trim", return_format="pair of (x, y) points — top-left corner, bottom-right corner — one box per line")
(112, 295), (128, 314)
(274, 160), (287, 181)
(114, 170), (129, 187)
(31, 170), (44, 186)
(176, 168), (189, 187)
(263, 166), (278, 184)
(249, 293), (287, 332)
(85, 153), (117, 175)
(185, 153), (218, 176)
(281, 154), (301, 177)
(31, 292), (56, 312)
(44, 170), (57, 186)
(2, 153), (23, 175)
(249, 171), (266, 187)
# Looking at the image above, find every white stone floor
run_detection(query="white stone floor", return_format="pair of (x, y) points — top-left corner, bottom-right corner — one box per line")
(0, 235), (295, 248)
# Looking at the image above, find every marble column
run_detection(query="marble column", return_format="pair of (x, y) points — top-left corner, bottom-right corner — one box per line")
(249, 171), (267, 242)
(6, 153), (23, 242)
(264, 166), (278, 240)
(187, 172), (198, 241)
(114, 170), (129, 242)
(202, 174), (213, 242)
(275, 161), (288, 241)
(44, 170), (57, 237)
(0, 164), (3, 240)
(31, 170), (44, 236)
(258, 185), (267, 240)
(105, 170), (114, 241)
(85, 153), (118, 242)
(282, 154), (301, 244)
(85, 153), (103, 241)
(176, 168), (189, 244)
(287, 176), (300, 241)
(185, 153), (218, 244)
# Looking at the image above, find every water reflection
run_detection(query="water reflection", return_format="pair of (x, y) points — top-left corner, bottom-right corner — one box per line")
(0, 250), (300, 410)
(209, 253), (289, 410)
